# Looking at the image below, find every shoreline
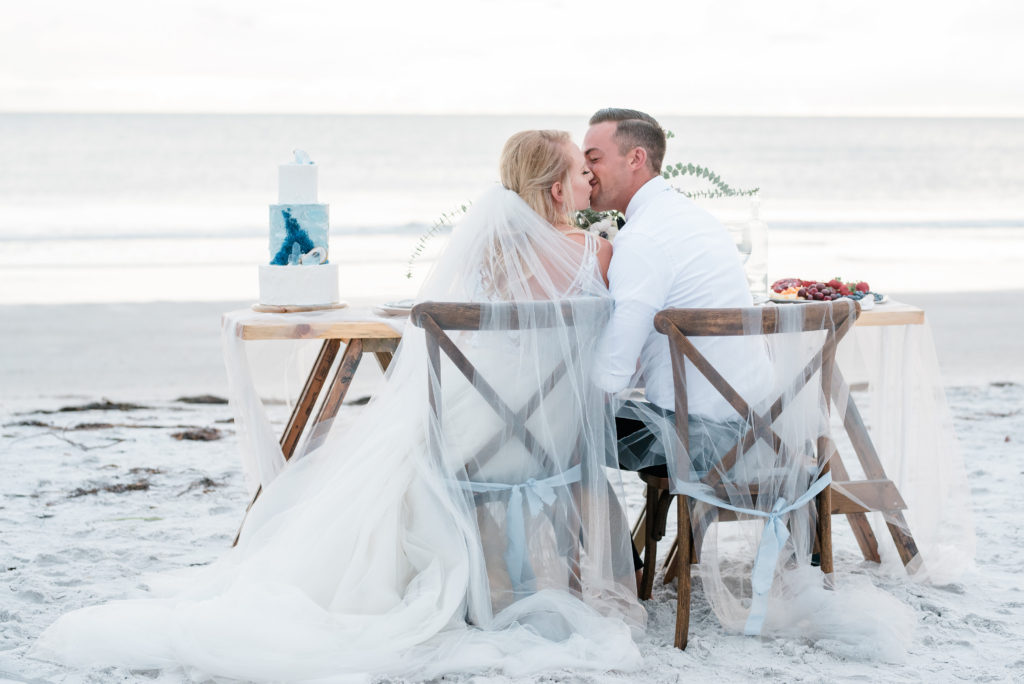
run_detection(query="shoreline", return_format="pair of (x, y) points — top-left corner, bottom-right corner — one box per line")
(1, 291), (1020, 406)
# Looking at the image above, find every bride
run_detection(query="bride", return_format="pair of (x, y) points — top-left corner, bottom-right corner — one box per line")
(34, 130), (643, 682)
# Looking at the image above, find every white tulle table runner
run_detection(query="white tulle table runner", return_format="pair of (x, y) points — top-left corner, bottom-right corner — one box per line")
(833, 308), (975, 584)
(221, 306), (406, 493)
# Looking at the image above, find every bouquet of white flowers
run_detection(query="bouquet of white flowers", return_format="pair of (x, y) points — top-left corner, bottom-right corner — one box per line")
(574, 208), (624, 241)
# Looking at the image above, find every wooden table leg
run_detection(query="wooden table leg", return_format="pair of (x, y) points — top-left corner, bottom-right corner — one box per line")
(313, 339), (364, 426)
(374, 351), (393, 372)
(827, 449), (882, 563)
(232, 338), (343, 546)
(280, 339), (343, 459)
(883, 511), (922, 568)
(832, 369), (921, 571)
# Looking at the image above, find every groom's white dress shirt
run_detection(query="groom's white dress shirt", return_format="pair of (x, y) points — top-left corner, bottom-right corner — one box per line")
(594, 176), (771, 420)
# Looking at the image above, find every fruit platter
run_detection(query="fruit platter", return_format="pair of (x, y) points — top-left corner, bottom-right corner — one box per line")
(770, 278), (887, 304)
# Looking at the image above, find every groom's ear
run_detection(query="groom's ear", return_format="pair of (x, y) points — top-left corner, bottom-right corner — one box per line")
(627, 147), (648, 171)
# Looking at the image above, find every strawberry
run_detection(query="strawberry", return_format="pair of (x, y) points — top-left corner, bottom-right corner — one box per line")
(856, 281), (870, 293)
(839, 284), (851, 295)
(827, 279), (842, 289)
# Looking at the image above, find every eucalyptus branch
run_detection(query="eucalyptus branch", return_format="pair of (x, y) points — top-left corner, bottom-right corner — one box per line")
(662, 162), (759, 200)
(661, 129), (758, 200)
(405, 203), (469, 279)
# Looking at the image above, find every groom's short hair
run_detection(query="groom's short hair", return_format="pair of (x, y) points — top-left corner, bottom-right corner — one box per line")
(589, 108), (666, 174)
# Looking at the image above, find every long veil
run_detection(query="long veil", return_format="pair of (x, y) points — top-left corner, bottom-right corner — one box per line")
(33, 186), (644, 681)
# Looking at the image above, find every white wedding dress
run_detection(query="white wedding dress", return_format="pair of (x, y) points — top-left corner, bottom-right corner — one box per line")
(34, 187), (645, 682)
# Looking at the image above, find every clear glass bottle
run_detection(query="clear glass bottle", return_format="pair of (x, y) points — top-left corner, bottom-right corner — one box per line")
(745, 197), (769, 303)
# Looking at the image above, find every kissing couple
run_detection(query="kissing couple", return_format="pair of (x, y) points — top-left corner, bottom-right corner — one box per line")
(34, 108), (762, 681)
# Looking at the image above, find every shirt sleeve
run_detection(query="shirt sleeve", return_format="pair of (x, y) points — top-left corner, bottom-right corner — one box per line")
(592, 233), (672, 394)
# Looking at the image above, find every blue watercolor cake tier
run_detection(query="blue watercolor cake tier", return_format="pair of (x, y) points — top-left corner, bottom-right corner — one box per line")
(268, 204), (330, 265)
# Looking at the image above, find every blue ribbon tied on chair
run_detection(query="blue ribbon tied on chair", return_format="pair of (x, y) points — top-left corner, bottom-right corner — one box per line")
(458, 464), (583, 594)
(672, 471), (832, 636)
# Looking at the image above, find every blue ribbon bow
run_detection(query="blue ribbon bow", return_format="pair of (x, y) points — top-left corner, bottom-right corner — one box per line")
(672, 471), (832, 635)
(458, 464), (583, 594)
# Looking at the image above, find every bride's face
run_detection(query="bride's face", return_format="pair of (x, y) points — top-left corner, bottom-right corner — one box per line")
(564, 143), (593, 212)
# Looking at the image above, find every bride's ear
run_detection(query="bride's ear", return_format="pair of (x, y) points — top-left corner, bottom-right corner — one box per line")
(550, 181), (564, 205)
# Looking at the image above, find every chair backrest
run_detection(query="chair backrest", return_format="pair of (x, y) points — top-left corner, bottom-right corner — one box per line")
(653, 300), (859, 488)
(411, 298), (610, 479)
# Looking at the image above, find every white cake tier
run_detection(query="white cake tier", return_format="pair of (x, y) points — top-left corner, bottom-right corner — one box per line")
(258, 263), (339, 306)
(278, 163), (318, 204)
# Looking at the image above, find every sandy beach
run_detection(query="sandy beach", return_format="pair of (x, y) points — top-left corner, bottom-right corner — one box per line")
(1, 284), (1023, 682)
(1, 171), (1022, 683)
(2, 1), (1023, 675)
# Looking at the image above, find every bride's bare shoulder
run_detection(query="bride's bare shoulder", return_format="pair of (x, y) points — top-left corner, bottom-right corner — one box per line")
(559, 230), (612, 285)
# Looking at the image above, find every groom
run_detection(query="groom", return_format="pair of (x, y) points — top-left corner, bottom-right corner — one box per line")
(585, 108), (770, 572)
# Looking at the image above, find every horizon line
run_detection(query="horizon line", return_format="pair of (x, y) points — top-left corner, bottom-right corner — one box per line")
(3, 110), (1024, 120)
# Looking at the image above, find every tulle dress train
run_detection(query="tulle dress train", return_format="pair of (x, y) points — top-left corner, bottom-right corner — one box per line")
(33, 187), (645, 681)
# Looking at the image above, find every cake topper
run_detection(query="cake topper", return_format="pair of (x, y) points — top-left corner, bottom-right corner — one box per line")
(292, 149), (313, 165)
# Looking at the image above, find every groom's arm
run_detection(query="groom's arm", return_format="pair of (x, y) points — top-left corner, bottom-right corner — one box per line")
(593, 233), (671, 394)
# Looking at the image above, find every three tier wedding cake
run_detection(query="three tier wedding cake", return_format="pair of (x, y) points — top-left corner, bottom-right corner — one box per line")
(256, 151), (341, 309)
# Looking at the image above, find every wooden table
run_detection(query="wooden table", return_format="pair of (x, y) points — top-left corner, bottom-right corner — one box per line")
(227, 309), (404, 543)
(850, 300), (924, 327)
(234, 314), (403, 460)
(237, 300), (921, 466)
(636, 299), (926, 578)
(228, 301), (928, 564)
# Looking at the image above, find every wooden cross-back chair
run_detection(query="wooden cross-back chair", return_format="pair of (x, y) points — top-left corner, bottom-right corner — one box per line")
(410, 298), (610, 596)
(640, 299), (859, 649)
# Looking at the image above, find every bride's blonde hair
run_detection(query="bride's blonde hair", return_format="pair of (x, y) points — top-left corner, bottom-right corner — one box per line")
(500, 130), (576, 226)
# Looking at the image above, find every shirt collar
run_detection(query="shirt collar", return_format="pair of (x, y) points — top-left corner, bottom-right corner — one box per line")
(624, 175), (671, 223)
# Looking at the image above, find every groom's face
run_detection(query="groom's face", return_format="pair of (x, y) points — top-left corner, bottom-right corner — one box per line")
(583, 122), (631, 214)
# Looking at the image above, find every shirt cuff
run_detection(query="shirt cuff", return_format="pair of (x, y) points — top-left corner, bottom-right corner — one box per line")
(592, 369), (633, 395)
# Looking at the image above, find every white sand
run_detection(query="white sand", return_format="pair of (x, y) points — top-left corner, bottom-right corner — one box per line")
(1, 294), (1023, 682)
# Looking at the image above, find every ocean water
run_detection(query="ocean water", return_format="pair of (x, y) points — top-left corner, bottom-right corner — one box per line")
(1, 114), (1022, 303)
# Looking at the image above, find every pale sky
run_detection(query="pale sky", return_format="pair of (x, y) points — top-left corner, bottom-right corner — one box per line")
(2, 0), (1022, 116)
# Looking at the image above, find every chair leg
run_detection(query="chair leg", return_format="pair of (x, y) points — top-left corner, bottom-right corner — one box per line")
(569, 480), (583, 594)
(689, 519), (699, 564)
(675, 495), (692, 649)
(662, 536), (678, 584)
(640, 486), (659, 600)
(817, 475), (834, 578)
(665, 499), (702, 584)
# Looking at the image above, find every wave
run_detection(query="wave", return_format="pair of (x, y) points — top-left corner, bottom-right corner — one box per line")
(4, 219), (1024, 244)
